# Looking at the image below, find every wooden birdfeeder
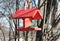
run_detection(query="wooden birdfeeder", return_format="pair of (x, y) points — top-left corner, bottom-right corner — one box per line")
(13, 8), (43, 31)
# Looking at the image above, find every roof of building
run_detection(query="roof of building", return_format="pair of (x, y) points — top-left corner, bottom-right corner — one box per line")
(13, 8), (43, 20)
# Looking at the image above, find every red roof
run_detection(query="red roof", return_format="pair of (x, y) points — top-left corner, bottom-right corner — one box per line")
(13, 8), (43, 19)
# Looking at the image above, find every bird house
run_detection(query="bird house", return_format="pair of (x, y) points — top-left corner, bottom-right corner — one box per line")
(13, 8), (43, 31)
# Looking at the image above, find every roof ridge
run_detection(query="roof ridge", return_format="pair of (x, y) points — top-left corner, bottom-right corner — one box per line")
(20, 8), (38, 16)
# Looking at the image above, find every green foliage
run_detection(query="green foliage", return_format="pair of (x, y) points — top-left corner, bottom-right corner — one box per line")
(29, 25), (37, 28)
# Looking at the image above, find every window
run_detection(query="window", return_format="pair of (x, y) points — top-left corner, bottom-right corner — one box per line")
(32, 20), (37, 26)
(19, 19), (23, 28)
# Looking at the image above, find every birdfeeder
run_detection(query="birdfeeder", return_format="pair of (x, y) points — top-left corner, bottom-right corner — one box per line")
(13, 8), (43, 31)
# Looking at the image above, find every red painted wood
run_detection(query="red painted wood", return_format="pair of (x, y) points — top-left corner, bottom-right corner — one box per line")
(13, 8), (43, 31)
(13, 8), (43, 19)
(16, 27), (41, 31)
(24, 18), (32, 28)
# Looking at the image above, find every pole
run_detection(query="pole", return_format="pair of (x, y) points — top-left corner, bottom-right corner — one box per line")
(15, 0), (19, 41)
